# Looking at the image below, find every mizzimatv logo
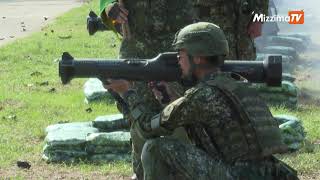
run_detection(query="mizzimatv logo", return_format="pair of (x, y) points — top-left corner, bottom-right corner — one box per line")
(253, 10), (304, 24)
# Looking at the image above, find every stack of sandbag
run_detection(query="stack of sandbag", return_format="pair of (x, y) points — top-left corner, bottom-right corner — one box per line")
(86, 132), (131, 163)
(93, 114), (130, 132)
(262, 36), (307, 52)
(255, 32), (310, 54)
(43, 122), (99, 163)
(42, 116), (132, 163)
(251, 77), (299, 108)
(84, 78), (112, 103)
(254, 33), (312, 70)
(281, 73), (296, 82)
(278, 33), (312, 46)
(274, 114), (306, 151)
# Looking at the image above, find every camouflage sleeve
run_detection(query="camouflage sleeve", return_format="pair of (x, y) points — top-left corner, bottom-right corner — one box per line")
(157, 87), (208, 131)
(130, 86), (224, 137)
(151, 85), (233, 137)
(99, 0), (119, 35)
(124, 89), (168, 137)
(99, 0), (115, 16)
(125, 90), (158, 123)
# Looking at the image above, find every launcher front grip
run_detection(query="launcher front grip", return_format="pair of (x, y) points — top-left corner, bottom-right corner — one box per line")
(59, 52), (282, 86)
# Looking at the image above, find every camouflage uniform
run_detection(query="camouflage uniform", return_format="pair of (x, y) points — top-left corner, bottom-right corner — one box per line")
(99, 0), (195, 178)
(193, 0), (269, 60)
(135, 72), (298, 180)
(123, 22), (298, 180)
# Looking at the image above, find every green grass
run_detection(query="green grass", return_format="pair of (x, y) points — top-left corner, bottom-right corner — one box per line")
(271, 106), (320, 174)
(0, 0), (131, 178)
(0, 0), (319, 178)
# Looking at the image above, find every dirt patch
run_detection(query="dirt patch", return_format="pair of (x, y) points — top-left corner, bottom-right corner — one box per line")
(0, 163), (131, 180)
(299, 172), (320, 180)
(0, 99), (25, 110)
(0, 164), (317, 180)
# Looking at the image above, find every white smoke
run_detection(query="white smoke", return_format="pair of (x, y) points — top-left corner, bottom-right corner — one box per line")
(269, 0), (320, 101)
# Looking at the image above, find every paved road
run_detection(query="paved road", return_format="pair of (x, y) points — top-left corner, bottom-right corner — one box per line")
(0, 0), (82, 46)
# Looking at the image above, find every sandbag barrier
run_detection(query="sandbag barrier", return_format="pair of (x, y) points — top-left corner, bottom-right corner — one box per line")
(43, 112), (307, 163)
(250, 75), (299, 108)
(43, 114), (131, 163)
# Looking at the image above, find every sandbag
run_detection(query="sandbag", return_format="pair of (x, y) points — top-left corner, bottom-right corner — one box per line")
(261, 46), (298, 59)
(259, 94), (297, 108)
(282, 73), (296, 83)
(43, 144), (84, 152)
(45, 127), (99, 147)
(274, 115), (305, 151)
(265, 36), (307, 52)
(86, 132), (131, 147)
(252, 81), (298, 97)
(45, 122), (93, 134)
(93, 114), (130, 132)
(251, 80), (299, 108)
(86, 144), (130, 154)
(84, 78), (111, 103)
(42, 121), (132, 163)
(43, 123), (99, 163)
(278, 33), (311, 45)
(42, 151), (87, 163)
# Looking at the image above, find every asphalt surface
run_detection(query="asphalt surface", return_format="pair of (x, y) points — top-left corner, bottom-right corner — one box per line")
(0, 0), (82, 46)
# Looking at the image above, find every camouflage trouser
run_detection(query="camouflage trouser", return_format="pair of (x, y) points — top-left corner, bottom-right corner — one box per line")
(141, 137), (230, 180)
(141, 137), (299, 180)
(131, 122), (190, 180)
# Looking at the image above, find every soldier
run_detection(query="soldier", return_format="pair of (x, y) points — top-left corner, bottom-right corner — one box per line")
(100, 0), (269, 179)
(193, 0), (269, 60)
(108, 22), (298, 180)
(100, 0), (195, 179)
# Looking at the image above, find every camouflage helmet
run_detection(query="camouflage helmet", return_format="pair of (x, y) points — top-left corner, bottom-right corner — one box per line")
(172, 22), (229, 57)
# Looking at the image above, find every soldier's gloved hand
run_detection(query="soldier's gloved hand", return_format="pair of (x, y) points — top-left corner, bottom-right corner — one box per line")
(104, 79), (132, 97)
(149, 81), (179, 105)
(105, 2), (129, 24)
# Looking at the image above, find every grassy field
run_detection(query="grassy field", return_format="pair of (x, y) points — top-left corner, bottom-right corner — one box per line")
(0, 0), (319, 179)
(0, 0), (131, 178)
